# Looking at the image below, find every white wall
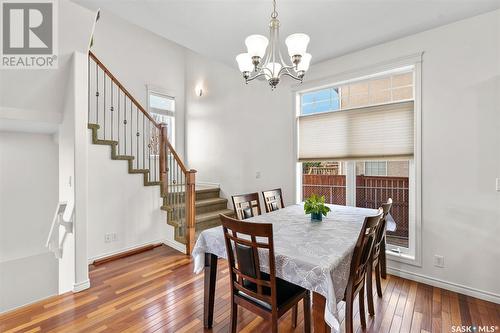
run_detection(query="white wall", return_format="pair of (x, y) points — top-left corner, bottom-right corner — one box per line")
(185, 51), (295, 204)
(0, 132), (59, 312)
(91, 11), (188, 160)
(87, 137), (171, 260)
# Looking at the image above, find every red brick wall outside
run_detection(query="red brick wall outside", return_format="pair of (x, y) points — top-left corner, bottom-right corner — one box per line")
(302, 174), (409, 240)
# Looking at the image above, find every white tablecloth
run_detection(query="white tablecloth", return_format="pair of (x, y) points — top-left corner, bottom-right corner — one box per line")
(192, 204), (379, 332)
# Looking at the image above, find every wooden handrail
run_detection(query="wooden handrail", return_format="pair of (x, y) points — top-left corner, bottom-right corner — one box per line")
(88, 51), (160, 128)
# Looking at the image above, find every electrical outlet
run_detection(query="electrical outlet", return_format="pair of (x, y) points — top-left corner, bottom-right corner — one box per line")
(256, 171), (261, 179)
(104, 233), (112, 243)
(434, 255), (444, 268)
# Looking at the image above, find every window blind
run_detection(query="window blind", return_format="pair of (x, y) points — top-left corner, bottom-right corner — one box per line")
(298, 101), (414, 161)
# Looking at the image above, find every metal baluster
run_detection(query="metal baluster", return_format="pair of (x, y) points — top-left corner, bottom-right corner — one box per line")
(117, 89), (120, 154)
(110, 81), (114, 141)
(169, 149), (172, 189)
(103, 73), (106, 139)
(124, 95), (127, 154)
(88, 57), (90, 122)
(175, 163), (182, 225)
(130, 100), (133, 158)
(182, 172), (186, 222)
(155, 127), (158, 182)
(148, 122), (151, 182)
(136, 107), (139, 169)
(96, 63), (99, 126)
(142, 113), (145, 170)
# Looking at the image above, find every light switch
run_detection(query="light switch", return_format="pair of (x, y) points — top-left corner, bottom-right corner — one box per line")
(496, 178), (500, 192)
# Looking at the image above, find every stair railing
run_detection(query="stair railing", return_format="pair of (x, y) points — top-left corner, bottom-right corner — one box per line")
(88, 51), (196, 254)
(46, 201), (74, 258)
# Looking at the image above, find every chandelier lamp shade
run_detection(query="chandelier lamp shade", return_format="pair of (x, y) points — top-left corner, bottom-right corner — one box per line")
(235, 0), (311, 89)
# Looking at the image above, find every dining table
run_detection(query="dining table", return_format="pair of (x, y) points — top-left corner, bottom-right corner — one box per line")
(192, 203), (394, 333)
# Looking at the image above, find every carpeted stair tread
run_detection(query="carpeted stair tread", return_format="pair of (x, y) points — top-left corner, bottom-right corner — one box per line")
(196, 209), (234, 223)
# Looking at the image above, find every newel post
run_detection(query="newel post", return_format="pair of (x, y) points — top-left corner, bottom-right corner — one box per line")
(185, 169), (197, 255)
(159, 123), (168, 196)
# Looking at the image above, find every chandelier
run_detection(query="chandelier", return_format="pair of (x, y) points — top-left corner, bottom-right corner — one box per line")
(235, 0), (311, 89)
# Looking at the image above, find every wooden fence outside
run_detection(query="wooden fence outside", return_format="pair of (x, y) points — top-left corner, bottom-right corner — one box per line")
(302, 174), (409, 240)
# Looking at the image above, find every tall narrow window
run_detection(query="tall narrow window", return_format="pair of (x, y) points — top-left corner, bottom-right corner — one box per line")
(148, 91), (175, 147)
(297, 65), (418, 259)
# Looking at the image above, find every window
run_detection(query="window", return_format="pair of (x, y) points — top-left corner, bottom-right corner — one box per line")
(148, 90), (175, 147)
(296, 61), (421, 264)
(300, 70), (413, 116)
(302, 161), (346, 205)
(300, 88), (340, 115)
(356, 160), (410, 248)
(364, 161), (387, 176)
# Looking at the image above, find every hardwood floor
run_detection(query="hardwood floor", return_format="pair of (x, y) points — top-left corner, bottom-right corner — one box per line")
(1, 245), (498, 332)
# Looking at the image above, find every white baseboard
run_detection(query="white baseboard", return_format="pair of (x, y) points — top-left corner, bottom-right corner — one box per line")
(163, 238), (186, 254)
(0, 292), (59, 315)
(87, 239), (166, 264)
(73, 279), (90, 293)
(387, 267), (500, 304)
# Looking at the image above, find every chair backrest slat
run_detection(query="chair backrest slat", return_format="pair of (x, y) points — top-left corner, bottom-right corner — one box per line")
(262, 188), (285, 213)
(221, 214), (276, 307)
(348, 209), (383, 288)
(232, 193), (262, 220)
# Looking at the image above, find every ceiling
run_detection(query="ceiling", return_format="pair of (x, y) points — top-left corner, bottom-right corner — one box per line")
(74, 0), (500, 67)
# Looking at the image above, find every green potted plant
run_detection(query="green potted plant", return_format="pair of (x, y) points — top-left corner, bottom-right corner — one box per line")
(304, 194), (331, 222)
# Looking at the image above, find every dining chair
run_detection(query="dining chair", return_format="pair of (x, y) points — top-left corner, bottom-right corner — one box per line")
(220, 214), (311, 333)
(262, 188), (285, 213)
(344, 209), (383, 333)
(366, 198), (393, 316)
(231, 193), (262, 220)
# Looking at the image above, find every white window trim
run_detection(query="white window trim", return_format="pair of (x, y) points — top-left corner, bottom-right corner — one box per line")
(146, 86), (176, 148)
(293, 52), (423, 267)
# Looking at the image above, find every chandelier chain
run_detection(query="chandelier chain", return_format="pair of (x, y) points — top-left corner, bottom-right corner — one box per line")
(271, 0), (278, 18)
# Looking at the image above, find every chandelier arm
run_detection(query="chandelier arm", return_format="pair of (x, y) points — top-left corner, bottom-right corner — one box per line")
(246, 72), (268, 83)
(280, 72), (303, 82)
(276, 65), (296, 78)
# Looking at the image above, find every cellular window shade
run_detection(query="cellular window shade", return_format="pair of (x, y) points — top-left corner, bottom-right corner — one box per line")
(298, 101), (414, 161)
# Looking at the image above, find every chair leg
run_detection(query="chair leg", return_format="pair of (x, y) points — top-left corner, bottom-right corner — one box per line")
(230, 301), (238, 333)
(271, 313), (279, 333)
(345, 294), (354, 333)
(375, 263), (383, 297)
(359, 285), (366, 328)
(303, 291), (311, 333)
(366, 263), (375, 316)
(292, 304), (298, 328)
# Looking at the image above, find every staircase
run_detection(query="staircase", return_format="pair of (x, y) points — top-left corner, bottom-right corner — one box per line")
(87, 51), (233, 254)
(161, 187), (234, 243)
